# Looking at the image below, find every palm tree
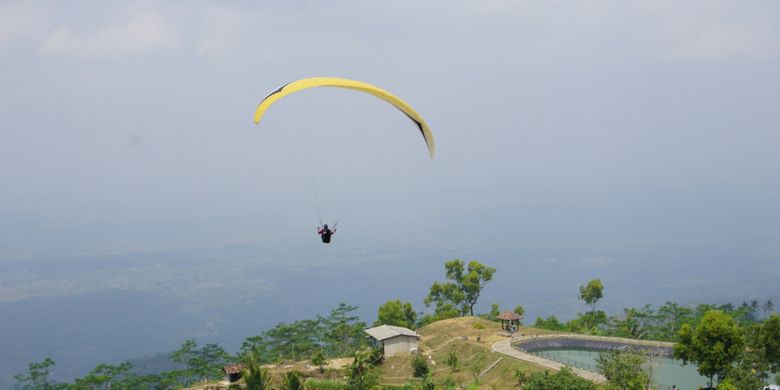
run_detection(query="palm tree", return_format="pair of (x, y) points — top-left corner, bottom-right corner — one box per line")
(282, 371), (305, 390)
(243, 360), (272, 390)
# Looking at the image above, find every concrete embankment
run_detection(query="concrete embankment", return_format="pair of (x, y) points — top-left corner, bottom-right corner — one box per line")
(491, 333), (675, 384)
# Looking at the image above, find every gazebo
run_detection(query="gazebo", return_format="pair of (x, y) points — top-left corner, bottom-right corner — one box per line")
(223, 364), (244, 383)
(497, 311), (522, 332)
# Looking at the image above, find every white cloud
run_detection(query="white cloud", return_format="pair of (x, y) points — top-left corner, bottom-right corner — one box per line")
(197, 7), (245, 57)
(670, 21), (774, 61)
(39, 6), (178, 59)
(0, 2), (51, 47)
(650, 2), (778, 61)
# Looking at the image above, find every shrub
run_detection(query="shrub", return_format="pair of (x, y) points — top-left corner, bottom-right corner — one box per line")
(411, 353), (430, 378)
(445, 351), (459, 371)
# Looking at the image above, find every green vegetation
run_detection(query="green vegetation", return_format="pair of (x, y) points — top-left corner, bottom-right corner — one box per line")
(171, 339), (233, 383)
(410, 354), (429, 378)
(311, 349), (327, 373)
(14, 358), (66, 390)
(513, 305), (525, 320)
(596, 351), (650, 390)
(445, 351), (459, 372)
(512, 367), (527, 388)
(375, 300), (417, 329)
(240, 303), (367, 364)
(674, 310), (745, 387)
(15, 258), (780, 389)
(578, 279), (604, 315)
(71, 362), (133, 389)
(424, 259), (496, 320)
(243, 360), (272, 390)
(281, 371), (304, 390)
(346, 348), (380, 389)
(533, 279), (775, 343)
(523, 367), (597, 390)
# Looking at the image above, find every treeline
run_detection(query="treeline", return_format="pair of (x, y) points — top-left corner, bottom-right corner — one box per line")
(14, 258), (499, 390)
(14, 303), (368, 390)
(533, 278), (775, 341)
(17, 262), (779, 389)
(531, 278), (780, 389)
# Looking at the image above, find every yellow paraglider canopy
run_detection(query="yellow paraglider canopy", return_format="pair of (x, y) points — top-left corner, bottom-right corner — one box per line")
(253, 77), (435, 158)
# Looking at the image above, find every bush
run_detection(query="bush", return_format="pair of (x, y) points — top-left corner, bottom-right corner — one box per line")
(282, 371), (305, 390)
(411, 353), (430, 377)
(524, 368), (597, 390)
(445, 351), (459, 371)
(311, 349), (327, 373)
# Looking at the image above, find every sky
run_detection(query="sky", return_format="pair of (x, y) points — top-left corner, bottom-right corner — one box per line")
(2, 0), (780, 328)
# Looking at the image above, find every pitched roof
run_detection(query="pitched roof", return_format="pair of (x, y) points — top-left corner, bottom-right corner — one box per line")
(497, 311), (522, 321)
(223, 364), (244, 374)
(364, 325), (421, 341)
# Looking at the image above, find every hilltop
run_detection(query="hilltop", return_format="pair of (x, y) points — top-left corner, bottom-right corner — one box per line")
(188, 317), (558, 389)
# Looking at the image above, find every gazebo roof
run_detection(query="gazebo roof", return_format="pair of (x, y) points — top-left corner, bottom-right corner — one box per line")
(497, 311), (522, 321)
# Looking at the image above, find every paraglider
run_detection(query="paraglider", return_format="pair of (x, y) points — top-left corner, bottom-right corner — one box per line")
(254, 77), (435, 158)
(253, 77), (435, 243)
(317, 223), (336, 244)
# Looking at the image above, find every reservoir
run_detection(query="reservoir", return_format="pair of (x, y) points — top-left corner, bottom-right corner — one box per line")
(530, 348), (709, 390)
(514, 336), (709, 389)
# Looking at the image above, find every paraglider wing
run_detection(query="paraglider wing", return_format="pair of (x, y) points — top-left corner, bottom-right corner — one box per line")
(253, 77), (435, 158)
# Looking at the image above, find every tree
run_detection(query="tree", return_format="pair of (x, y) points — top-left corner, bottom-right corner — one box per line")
(674, 310), (746, 387)
(322, 303), (368, 357)
(513, 305), (525, 318)
(375, 300), (417, 329)
(762, 300), (775, 317)
(716, 381), (738, 390)
(488, 303), (500, 321)
(171, 339), (232, 385)
(534, 316), (566, 331)
(596, 350), (650, 390)
(610, 305), (656, 339)
(310, 349), (327, 373)
(14, 358), (67, 390)
(721, 359), (765, 390)
(473, 323), (486, 342)
(570, 310), (608, 334)
(423, 281), (463, 320)
(71, 362), (133, 389)
(243, 360), (272, 390)
(282, 371), (305, 390)
(755, 314), (780, 373)
(657, 301), (693, 340)
(578, 279), (604, 314)
(346, 348), (379, 390)
(239, 303), (367, 364)
(424, 259), (496, 317)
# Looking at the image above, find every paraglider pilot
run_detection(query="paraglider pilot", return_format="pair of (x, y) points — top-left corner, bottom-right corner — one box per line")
(317, 223), (336, 244)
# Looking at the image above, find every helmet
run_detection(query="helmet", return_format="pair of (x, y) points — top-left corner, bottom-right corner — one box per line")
(323, 224), (328, 229)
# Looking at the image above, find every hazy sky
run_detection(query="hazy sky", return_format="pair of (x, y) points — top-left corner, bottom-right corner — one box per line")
(2, 0), (780, 268)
